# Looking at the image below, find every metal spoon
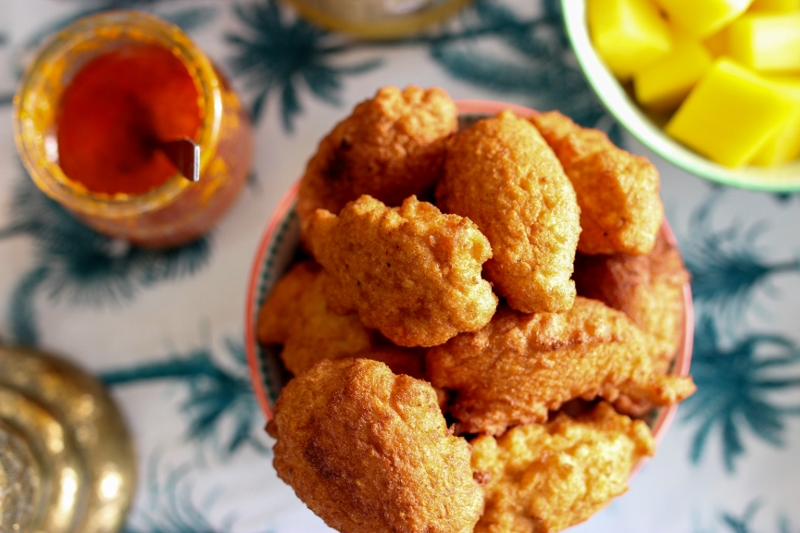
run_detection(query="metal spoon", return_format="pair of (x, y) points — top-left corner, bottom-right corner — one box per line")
(160, 138), (200, 182)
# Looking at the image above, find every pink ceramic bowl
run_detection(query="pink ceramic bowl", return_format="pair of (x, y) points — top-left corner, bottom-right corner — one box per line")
(244, 100), (694, 450)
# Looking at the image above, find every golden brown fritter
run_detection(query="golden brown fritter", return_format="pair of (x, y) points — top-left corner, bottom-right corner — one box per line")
(257, 260), (425, 378)
(257, 261), (320, 345)
(530, 111), (663, 256)
(270, 358), (484, 533)
(436, 110), (580, 314)
(471, 402), (655, 533)
(426, 297), (695, 435)
(297, 85), (458, 238)
(307, 195), (497, 348)
(573, 232), (690, 375)
(360, 345), (427, 380)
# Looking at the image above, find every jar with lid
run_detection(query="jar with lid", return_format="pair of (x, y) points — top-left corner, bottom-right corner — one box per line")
(14, 10), (253, 248)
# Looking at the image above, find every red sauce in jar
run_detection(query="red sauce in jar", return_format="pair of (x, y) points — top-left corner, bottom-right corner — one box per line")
(57, 44), (202, 196)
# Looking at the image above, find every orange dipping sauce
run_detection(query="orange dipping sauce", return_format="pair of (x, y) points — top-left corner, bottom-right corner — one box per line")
(57, 44), (202, 196)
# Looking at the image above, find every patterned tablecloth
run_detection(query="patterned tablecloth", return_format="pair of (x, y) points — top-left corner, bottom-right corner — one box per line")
(2, 1), (800, 532)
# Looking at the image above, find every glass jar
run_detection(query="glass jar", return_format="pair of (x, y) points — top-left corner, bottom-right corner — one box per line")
(282, 0), (472, 39)
(13, 10), (253, 248)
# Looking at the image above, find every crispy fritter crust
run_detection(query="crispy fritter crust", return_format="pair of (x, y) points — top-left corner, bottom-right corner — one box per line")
(307, 195), (497, 347)
(531, 111), (663, 256)
(426, 297), (695, 435)
(257, 261), (320, 345)
(257, 261), (425, 378)
(471, 402), (655, 533)
(436, 110), (580, 314)
(281, 270), (371, 375)
(574, 232), (690, 375)
(297, 85), (458, 238)
(271, 359), (484, 533)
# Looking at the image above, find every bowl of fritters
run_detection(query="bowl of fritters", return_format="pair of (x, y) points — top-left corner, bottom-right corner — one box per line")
(244, 87), (695, 533)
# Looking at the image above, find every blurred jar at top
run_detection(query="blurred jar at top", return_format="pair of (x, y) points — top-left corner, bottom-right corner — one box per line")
(14, 11), (253, 248)
(283, 0), (472, 39)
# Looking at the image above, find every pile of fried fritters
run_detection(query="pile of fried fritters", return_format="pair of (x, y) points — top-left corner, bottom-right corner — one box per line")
(258, 86), (695, 533)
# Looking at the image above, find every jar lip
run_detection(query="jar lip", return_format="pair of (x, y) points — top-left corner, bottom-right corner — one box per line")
(13, 9), (223, 216)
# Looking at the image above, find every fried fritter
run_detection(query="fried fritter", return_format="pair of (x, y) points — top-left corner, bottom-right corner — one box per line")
(307, 195), (497, 347)
(426, 297), (695, 435)
(530, 111), (663, 256)
(471, 402), (655, 533)
(436, 110), (580, 314)
(257, 260), (425, 378)
(297, 85), (457, 238)
(574, 232), (690, 375)
(270, 358), (483, 533)
(256, 261), (320, 345)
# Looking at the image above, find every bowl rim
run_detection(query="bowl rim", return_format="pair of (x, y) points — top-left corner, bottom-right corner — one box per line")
(244, 100), (694, 449)
(245, 180), (299, 421)
(561, 0), (800, 193)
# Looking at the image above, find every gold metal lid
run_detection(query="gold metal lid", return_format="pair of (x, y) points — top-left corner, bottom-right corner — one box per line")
(0, 346), (136, 533)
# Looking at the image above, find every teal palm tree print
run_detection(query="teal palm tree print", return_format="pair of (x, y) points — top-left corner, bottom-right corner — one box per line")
(695, 501), (795, 533)
(123, 458), (275, 533)
(681, 314), (800, 472)
(681, 190), (800, 466)
(98, 337), (269, 458)
(226, 0), (618, 140)
(0, 175), (211, 345)
(679, 192), (800, 472)
(682, 192), (800, 324)
(720, 501), (763, 533)
(226, 0), (382, 130)
(124, 461), (219, 533)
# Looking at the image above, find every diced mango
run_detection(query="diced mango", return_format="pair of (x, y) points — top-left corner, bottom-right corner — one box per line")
(665, 58), (795, 166)
(752, 76), (800, 165)
(749, 0), (799, 12)
(729, 13), (800, 71)
(634, 40), (714, 111)
(704, 26), (730, 56)
(653, 0), (753, 37)
(589, 0), (673, 79)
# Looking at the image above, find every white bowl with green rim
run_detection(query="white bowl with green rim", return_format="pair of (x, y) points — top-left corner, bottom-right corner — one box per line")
(561, 0), (800, 192)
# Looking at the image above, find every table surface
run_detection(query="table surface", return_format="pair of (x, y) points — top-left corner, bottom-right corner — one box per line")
(2, 1), (800, 532)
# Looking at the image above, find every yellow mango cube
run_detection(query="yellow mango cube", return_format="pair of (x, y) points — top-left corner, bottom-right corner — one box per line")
(665, 58), (795, 167)
(589, 0), (672, 80)
(749, 0), (799, 12)
(729, 13), (800, 71)
(752, 76), (800, 165)
(634, 40), (714, 111)
(654, 0), (753, 37)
